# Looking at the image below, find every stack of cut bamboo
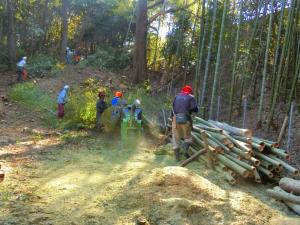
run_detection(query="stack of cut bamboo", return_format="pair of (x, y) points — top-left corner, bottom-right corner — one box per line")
(177, 116), (299, 185)
(267, 177), (300, 215)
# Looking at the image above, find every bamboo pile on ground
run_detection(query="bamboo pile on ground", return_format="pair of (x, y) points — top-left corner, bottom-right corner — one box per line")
(170, 116), (299, 185)
(267, 177), (300, 215)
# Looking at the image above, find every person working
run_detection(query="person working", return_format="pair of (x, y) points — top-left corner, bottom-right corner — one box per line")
(172, 85), (198, 161)
(16, 56), (27, 82)
(111, 91), (126, 119)
(96, 91), (108, 129)
(66, 47), (72, 64)
(57, 85), (70, 118)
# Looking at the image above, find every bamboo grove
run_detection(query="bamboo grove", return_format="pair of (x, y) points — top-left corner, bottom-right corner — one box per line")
(147, 0), (300, 128)
(0, 0), (299, 128)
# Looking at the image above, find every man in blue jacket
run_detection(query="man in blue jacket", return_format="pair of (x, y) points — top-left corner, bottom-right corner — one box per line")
(57, 85), (70, 118)
(172, 85), (198, 161)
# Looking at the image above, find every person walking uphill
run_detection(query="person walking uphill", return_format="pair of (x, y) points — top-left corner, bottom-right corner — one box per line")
(172, 85), (198, 161)
(57, 85), (70, 118)
(96, 91), (108, 129)
(16, 56), (27, 82)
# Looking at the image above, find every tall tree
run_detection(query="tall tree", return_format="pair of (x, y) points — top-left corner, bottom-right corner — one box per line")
(257, 0), (274, 124)
(132, 0), (148, 84)
(6, 0), (16, 69)
(60, 0), (69, 62)
(228, 0), (245, 123)
(208, 0), (229, 119)
(200, 0), (218, 107)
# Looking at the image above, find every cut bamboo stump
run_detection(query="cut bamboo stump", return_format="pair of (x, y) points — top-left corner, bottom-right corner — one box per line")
(279, 177), (300, 196)
(0, 170), (4, 183)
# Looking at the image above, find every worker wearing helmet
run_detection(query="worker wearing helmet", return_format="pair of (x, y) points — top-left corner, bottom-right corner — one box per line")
(96, 91), (108, 129)
(57, 85), (70, 118)
(16, 56), (27, 81)
(172, 85), (198, 161)
(111, 91), (126, 119)
(66, 47), (72, 64)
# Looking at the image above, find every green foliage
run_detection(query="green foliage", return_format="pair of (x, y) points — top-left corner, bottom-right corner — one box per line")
(62, 78), (110, 129)
(26, 54), (59, 77)
(9, 82), (57, 126)
(80, 47), (131, 70)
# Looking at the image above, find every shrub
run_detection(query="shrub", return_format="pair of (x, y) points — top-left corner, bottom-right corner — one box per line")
(80, 47), (131, 70)
(26, 54), (58, 77)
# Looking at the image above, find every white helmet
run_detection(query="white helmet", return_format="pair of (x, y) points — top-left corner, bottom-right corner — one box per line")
(134, 99), (141, 106)
(64, 85), (70, 90)
(66, 47), (69, 50)
(23, 56), (27, 60)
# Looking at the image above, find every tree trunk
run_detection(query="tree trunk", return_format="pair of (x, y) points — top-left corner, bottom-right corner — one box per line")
(40, 0), (50, 51)
(194, 0), (207, 102)
(257, 0), (274, 123)
(132, 0), (148, 84)
(208, 0), (228, 120)
(60, 0), (69, 62)
(228, 0), (244, 123)
(200, 0), (218, 107)
(267, 0), (295, 127)
(6, 0), (16, 70)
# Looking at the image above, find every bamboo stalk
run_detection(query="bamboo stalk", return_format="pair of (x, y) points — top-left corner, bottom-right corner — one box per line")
(268, 155), (299, 176)
(232, 147), (251, 159)
(216, 154), (250, 178)
(267, 186), (300, 205)
(253, 169), (261, 183)
(253, 151), (282, 168)
(249, 157), (261, 167)
(268, 147), (290, 160)
(257, 166), (274, 178)
(224, 154), (256, 172)
(180, 148), (207, 167)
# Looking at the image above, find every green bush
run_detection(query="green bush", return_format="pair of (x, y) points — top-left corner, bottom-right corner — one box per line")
(80, 47), (131, 70)
(26, 54), (58, 77)
(9, 82), (57, 126)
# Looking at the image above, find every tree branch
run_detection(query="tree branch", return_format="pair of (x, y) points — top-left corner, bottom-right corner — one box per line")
(148, 0), (197, 24)
(148, 0), (164, 10)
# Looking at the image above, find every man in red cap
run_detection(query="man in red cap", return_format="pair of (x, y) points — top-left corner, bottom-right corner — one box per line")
(171, 85), (198, 161)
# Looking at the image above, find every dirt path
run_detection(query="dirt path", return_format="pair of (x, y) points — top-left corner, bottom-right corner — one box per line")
(1, 69), (300, 225)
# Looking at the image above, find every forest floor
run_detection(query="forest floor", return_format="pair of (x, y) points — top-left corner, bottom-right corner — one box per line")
(0, 67), (300, 225)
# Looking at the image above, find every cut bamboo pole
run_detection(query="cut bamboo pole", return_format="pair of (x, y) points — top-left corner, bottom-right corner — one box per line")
(279, 177), (300, 195)
(257, 166), (274, 178)
(193, 124), (222, 133)
(209, 120), (252, 137)
(253, 169), (262, 183)
(232, 135), (252, 144)
(216, 154), (250, 178)
(268, 147), (290, 160)
(267, 186), (300, 205)
(277, 115), (288, 145)
(268, 155), (299, 176)
(253, 151), (282, 168)
(215, 165), (236, 185)
(180, 148), (207, 167)
(224, 154), (256, 172)
(232, 147), (251, 159)
(202, 132), (214, 170)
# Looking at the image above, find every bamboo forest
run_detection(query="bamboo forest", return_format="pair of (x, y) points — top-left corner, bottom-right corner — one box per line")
(0, 0), (300, 224)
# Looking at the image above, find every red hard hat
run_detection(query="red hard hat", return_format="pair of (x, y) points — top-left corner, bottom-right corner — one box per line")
(115, 91), (123, 97)
(182, 85), (193, 94)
